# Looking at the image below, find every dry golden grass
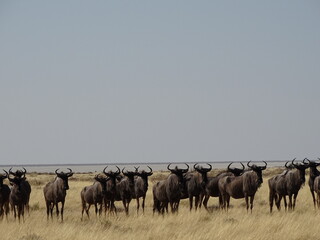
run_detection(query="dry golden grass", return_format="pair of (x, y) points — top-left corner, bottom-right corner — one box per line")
(0, 168), (319, 240)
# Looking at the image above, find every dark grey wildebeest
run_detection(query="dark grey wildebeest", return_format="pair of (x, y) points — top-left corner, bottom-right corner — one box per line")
(0, 170), (10, 219)
(181, 163), (212, 211)
(103, 166), (121, 214)
(43, 168), (74, 221)
(133, 166), (153, 213)
(81, 174), (110, 220)
(313, 173), (320, 208)
(153, 164), (189, 214)
(219, 161), (267, 212)
(114, 168), (138, 215)
(201, 162), (245, 210)
(303, 158), (320, 208)
(268, 159), (309, 212)
(268, 161), (294, 212)
(8, 168), (31, 214)
(8, 168), (32, 222)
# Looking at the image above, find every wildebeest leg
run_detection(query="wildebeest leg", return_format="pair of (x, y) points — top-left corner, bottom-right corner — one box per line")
(169, 201), (175, 213)
(61, 200), (65, 222)
(198, 193), (204, 208)
(46, 201), (50, 220)
(283, 196), (287, 211)
(276, 195), (282, 211)
(13, 205), (17, 220)
(226, 195), (230, 211)
(55, 202), (59, 218)
(98, 203), (103, 216)
(311, 190), (316, 208)
(203, 195), (210, 210)
(189, 195), (193, 211)
(269, 190), (274, 213)
(136, 198), (140, 214)
(142, 195), (146, 213)
(195, 195), (200, 210)
(288, 194), (293, 210)
(86, 204), (91, 218)
(94, 203), (98, 216)
(245, 195), (249, 212)
(250, 195), (255, 213)
(122, 199), (129, 215)
(50, 203), (54, 219)
(293, 192), (298, 210)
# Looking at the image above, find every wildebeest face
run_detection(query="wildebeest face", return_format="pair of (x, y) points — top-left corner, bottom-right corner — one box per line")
(0, 174), (7, 189)
(8, 176), (24, 191)
(94, 175), (109, 194)
(292, 159), (309, 184)
(55, 168), (73, 190)
(247, 161), (267, 185)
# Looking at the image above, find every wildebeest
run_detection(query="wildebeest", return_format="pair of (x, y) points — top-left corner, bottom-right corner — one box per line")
(268, 159), (309, 212)
(133, 166), (153, 213)
(0, 170), (10, 219)
(153, 164), (189, 214)
(313, 174), (320, 208)
(201, 162), (245, 210)
(181, 163), (212, 211)
(8, 168), (32, 222)
(219, 161), (267, 212)
(8, 168), (31, 214)
(81, 174), (110, 220)
(43, 168), (73, 221)
(268, 161), (294, 212)
(103, 166), (121, 214)
(304, 158), (320, 208)
(114, 168), (138, 215)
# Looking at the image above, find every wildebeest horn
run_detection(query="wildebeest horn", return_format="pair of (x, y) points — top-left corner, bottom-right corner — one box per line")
(9, 167), (15, 176)
(240, 162), (245, 170)
(247, 161), (252, 168)
(285, 161), (290, 168)
(3, 169), (9, 178)
(167, 163), (174, 172)
(103, 166), (108, 175)
(260, 161), (267, 170)
(205, 163), (212, 171)
(122, 167), (127, 175)
(181, 164), (189, 173)
(292, 158), (298, 167)
(115, 166), (121, 175)
(303, 158), (310, 165)
(55, 169), (60, 175)
(147, 166), (153, 175)
(227, 162), (233, 171)
(67, 168), (73, 177)
(194, 163), (200, 171)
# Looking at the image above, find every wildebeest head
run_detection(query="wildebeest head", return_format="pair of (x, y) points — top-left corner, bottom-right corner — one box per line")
(167, 163), (190, 193)
(194, 163), (212, 187)
(94, 174), (109, 194)
(292, 158), (309, 184)
(303, 158), (320, 168)
(0, 170), (8, 189)
(285, 161), (295, 170)
(9, 167), (27, 179)
(55, 168), (73, 190)
(227, 162), (245, 176)
(103, 166), (121, 191)
(247, 161), (267, 185)
(136, 166), (153, 188)
(122, 168), (138, 185)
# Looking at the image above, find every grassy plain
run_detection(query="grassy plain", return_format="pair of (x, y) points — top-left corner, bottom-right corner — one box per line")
(0, 168), (319, 240)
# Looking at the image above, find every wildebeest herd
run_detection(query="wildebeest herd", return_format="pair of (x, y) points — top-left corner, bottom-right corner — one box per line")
(1, 158), (320, 222)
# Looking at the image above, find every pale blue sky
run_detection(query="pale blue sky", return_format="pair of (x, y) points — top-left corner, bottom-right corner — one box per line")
(1, 1), (319, 165)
